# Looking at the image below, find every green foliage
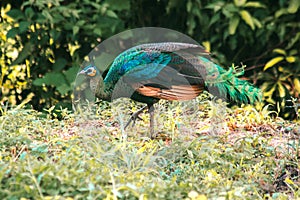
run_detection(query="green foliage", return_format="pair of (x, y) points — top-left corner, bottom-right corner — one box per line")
(1, 0), (300, 118)
(1, 0), (129, 110)
(0, 100), (299, 199)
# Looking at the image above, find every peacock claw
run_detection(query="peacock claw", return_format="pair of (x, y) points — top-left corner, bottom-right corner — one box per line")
(124, 105), (148, 129)
(125, 113), (142, 128)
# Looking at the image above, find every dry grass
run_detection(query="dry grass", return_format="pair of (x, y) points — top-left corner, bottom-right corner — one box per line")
(0, 97), (299, 199)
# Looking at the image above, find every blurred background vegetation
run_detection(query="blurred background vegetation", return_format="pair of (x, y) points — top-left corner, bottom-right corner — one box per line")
(1, 0), (299, 118)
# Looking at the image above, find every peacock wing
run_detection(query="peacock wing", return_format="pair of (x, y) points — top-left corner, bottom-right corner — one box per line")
(105, 42), (220, 101)
(119, 52), (206, 101)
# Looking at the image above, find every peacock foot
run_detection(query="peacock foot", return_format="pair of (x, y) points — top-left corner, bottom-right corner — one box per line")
(124, 105), (148, 129)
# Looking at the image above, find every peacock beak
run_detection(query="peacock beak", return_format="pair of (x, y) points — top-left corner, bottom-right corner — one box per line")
(78, 70), (86, 75)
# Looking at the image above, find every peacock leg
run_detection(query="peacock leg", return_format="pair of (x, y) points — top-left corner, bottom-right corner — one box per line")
(124, 105), (148, 129)
(147, 103), (155, 139)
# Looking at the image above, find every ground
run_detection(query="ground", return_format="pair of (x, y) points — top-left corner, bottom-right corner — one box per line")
(0, 96), (299, 199)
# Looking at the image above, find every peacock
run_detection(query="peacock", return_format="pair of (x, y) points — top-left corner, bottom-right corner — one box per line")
(78, 42), (262, 138)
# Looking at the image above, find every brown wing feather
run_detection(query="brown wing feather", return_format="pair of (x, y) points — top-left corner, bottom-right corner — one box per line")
(137, 85), (204, 101)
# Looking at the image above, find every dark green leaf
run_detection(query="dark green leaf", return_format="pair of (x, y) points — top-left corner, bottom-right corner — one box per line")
(32, 78), (44, 86)
(7, 9), (24, 20)
(33, 72), (67, 87)
(224, 3), (239, 13)
(11, 42), (34, 66)
(93, 28), (102, 36)
(6, 27), (19, 38)
(42, 10), (53, 22)
(50, 29), (61, 41)
(53, 58), (68, 72)
(64, 22), (73, 30)
(287, 33), (300, 49)
(106, 0), (130, 11)
(209, 13), (220, 27)
(35, 13), (47, 23)
(43, 72), (67, 87)
(73, 26), (79, 35)
(57, 84), (71, 95)
(19, 21), (30, 33)
(63, 66), (78, 83)
(52, 13), (65, 23)
(106, 10), (118, 18)
(76, 20), (86, 27)
(25, 7), (35, 19)
(206, 2), (225, 12)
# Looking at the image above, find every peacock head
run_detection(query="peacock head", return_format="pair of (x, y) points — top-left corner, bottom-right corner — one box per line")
(78, 65), (100, 78)
(77, 64), (104, 96)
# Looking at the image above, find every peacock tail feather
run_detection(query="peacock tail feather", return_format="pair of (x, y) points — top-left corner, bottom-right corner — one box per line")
(204, 61), (262, 104)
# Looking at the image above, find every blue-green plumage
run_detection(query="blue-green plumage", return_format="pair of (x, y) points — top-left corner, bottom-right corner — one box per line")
(79, 42), (262, 138)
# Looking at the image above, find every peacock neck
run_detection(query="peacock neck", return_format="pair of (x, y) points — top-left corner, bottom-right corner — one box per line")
(97, 83), (113, 102)
(90, 77), (112, 101)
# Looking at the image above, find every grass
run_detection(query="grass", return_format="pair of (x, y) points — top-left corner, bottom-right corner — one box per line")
(0, 96), (299, 199)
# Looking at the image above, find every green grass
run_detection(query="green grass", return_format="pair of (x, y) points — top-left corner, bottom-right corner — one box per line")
(0, 97), (299, 200)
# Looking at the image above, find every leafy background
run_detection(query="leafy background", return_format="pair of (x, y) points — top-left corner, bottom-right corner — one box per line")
(1, 0), (300, 117)
(0, 1), (300, 199)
